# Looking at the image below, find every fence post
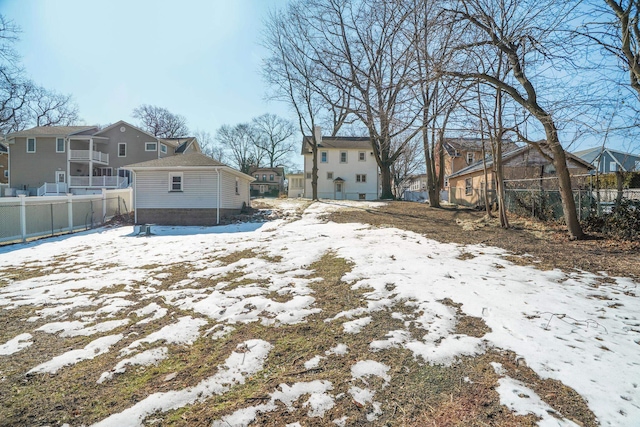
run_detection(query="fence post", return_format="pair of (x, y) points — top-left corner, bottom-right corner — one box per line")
(102, 188), (107, 223)
(19, 194), (26, 242)
(67, 193), (73, 232)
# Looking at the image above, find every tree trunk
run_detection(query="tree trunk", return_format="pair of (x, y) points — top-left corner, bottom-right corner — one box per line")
(493, 137), (509, 228)
(380, 164), (394, 199)
(546, 128), (583, 239)
(423, 128), (440, 208)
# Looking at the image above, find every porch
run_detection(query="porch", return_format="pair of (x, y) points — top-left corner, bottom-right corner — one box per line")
(37, 176), (128, 196)
(69, 149), (109, 165)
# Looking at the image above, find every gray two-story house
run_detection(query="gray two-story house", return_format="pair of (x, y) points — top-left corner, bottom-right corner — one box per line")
(3, 120), (200, 195)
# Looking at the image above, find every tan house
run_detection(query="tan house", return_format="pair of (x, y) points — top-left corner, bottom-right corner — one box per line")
(249, 166), (285, 197)
(0, 142), (7, 184)
(437, 138), (516, 190)
(124, 152), (254, 225)
(448, 144), (594, 207)
(3, 120), (200, 196)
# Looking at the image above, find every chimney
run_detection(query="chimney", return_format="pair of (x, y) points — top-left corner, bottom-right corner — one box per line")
(313, 125), (322, 144)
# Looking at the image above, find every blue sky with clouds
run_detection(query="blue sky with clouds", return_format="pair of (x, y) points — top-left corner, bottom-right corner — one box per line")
(1, 0), (292, 135)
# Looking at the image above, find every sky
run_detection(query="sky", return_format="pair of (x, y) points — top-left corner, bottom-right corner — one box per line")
(0, 0), (294, 136)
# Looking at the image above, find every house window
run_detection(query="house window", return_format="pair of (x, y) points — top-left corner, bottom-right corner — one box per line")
(465, 178), (472, 196)
(306, 172), (311, 179)
(56, 137), (65, 153)
(235, 178), (239, 195)
(327, 172), (333, 180)
(262, 174), (267, 181)
(466, 152), (474, 164)
(27, 138), (36, 153)
(359, 193), (366, 200)
(260, 184), (268, 193)
(160, 144), (167, 154)
(340, 151), (347, 163)
(145, 142), (157, 151)
(3, 170), (8, 178)
(635, 160), (640, 171)
(255, 174), (259, 180)
(169, 172), (183, 191)
(98, 167), (112, 176)
(118, 143), (127, 157)
(444, 177), (449, 188)
(321, 151), (328, 163)
(610, 161), (617, 172)
(359, 151), (366, 161)
(270, 174), (274, 181)
(356, 174), (367, 183)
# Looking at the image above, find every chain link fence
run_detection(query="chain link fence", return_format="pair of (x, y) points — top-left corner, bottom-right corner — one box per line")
(0, 189), (132, 244)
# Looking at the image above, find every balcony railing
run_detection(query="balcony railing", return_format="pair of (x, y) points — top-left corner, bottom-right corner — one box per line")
(69, 149), (109, 164)
(37, 182), (68, 196)
(69, 176), (128, 188)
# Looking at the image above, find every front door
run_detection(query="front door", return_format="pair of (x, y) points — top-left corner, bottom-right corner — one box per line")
(335, 182), (343, 199)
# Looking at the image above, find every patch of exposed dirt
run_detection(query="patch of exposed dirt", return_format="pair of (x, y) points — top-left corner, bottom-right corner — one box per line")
(328, 201), (640, 278)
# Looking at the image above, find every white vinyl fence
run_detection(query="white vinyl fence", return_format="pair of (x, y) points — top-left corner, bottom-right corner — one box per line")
(0, 188), (133, 244)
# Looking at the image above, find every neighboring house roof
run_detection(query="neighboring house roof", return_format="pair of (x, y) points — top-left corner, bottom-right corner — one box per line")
(93, 120), (161, 141)
(301, 136), (371, 154)
(573, 146), (640, 172)
(124, 152), (255, 180)
(248, 166), (285, 175)
(442, 137), (515, 156)
(167, 137), (197, 152)
(448, 144), (594, 179)
(5, 125), (97, 139)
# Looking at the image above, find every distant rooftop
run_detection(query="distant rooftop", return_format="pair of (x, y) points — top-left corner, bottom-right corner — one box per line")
(124, 152), (226, 169)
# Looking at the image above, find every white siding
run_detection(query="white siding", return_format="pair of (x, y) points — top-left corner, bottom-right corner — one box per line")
(220, 173), (251, 209)
(303, 147), (379, 200)
(135, 170), (219, 209)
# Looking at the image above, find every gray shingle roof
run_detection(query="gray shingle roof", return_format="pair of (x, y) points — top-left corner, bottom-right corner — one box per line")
(7, 126), (97, 138)
(124, 152), (226, 169)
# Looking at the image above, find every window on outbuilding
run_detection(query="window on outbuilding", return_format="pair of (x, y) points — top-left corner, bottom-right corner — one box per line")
(27, 138), (36, 153)
(169, 172), (183, 192)
(465, 178), (472, 196)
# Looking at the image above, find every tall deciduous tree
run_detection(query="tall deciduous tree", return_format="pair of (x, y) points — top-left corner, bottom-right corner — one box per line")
(445, 0), (585, 239)
(193, 129), (225, 162)
(215, 123), (262, 174)
(132, 104), (189, 138)
(251, 113), (296, 168)
(0, 15), (79, 134)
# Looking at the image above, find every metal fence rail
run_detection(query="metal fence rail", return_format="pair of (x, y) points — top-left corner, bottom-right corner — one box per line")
(0, 188), (133, 244)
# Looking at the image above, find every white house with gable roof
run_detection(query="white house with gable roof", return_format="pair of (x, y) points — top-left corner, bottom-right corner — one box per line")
(301, 127), (379, 200)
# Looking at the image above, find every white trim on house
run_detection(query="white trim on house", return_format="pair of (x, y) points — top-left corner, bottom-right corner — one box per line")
(56, 137), (65, 153)
(27, 137), (36, 153)
(169, 172), (183, 192)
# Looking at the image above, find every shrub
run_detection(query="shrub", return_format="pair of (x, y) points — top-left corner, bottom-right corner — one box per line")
(582, 199), (640, 240)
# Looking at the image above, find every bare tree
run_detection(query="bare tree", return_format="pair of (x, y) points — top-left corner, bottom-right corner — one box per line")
(0, 16), (31, 134)
(391, 135), (424, 198)
(445, 0), (585, 239)
(132, 104), (189, 138)
(28, 86), (79, 127)
(251, 113), (296, 167)
(193, 129), (225, 162)
(263, 2), (337, 200)
(215, 123), (262, 174)
(299, 0), (420, 199)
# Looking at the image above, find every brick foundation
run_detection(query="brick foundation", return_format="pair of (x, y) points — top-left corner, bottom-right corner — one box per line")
(136, 208), (241, 226)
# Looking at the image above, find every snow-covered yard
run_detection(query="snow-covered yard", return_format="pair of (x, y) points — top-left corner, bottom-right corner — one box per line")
(0, 199), (638, 426)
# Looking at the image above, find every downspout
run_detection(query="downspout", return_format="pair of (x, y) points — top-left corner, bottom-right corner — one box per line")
(216, 168), (220, 225)
(133, 171), (137, 224)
